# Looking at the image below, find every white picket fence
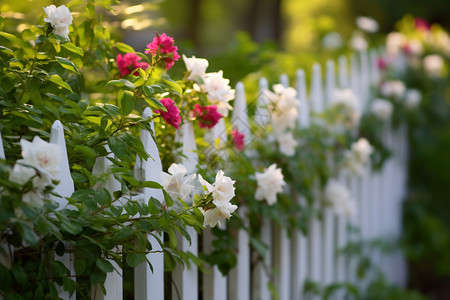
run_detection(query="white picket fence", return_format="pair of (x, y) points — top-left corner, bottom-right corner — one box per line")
(0, 49), (408, 300)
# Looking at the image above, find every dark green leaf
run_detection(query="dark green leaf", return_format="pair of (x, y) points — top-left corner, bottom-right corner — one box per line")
(96, 258), (114, 273)
(141, 181), (163, 189)
(56, 56), (78, 73)
(163, 190), (174, 208)
(126, 253), (146, 268)
(120, 90), (134, 115)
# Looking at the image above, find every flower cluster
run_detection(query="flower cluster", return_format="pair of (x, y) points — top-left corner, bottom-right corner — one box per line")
(199, 171), (237, 227)
(193, 104), (222, 129)
(265, 84), (300, 156)
(343, 138), (374, 174)
(155, 98), (181, 129)
(254, 164), (286, 205)
(145, 33), (180, 70)
(9, 137), (61, 209)
(161, 163), (196, 210)
(231, 129), (245, 151)
(116, 53), (149, 77)
(43, 5), (73, 40)
(329, 88), (361, 130)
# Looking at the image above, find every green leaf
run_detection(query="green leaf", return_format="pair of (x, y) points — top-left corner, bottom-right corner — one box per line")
(96, 258), (114, 273)
(116, 42), (135, 53)
(163, 190), (174, 208)
(141, 181), (163, 189)
(106, 79), (135, 90)
(120, 90), (134, 115)
(108, 136), (127, 159)
(18, 222), (38, 245)
(144, 97), (166, 112)
(143, 85), (154, 97)
(162, 78), (183, 95)
(62, 42), (84, 57)
(0, 46), (13, 55)
(96, 188), (112, 206)
(0, 16), (4, 31)
(56, 57), (78, 73)
(126, 253), (146, 268)
(49, 74), (73, 92)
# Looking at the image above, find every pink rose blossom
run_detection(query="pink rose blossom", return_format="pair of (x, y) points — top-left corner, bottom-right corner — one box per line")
(155, 98), (181, 129)
(377, 57), (387, 70)
(145, 33), (180, 70)
(193, 104), (222, 129)
(415, 17), (430, 32)
(231, 129), (245, 151)
(116, 53), (149, 77)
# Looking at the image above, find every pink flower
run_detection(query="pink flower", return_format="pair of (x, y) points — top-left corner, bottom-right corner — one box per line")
(231, 129), (245, 151)
(116, 53), (149, 77)
(193, 104), (222, 129)
(155, 98), (181, 129)
(415, 17), (430, 32)
(145, 33), (180, 70)
(377, 57), (387, 70)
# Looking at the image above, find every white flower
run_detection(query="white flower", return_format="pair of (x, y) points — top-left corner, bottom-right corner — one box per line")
(161, 163), (196, 205)
(198, 170), (236, 204)
(202, 201), (237, 228)
(265, 84), (300, 135)
(351, 138), (373, 163)
(198, 171), (237, 227)
(202, 71), (235, 116)
(404, 89), (422, 109)
(371, 99), (393, 121)
(380, 80), (406, 100)
(386, 32), (406, 56)
(423, 54), (444, 77)
(254, 164), (285, 205)
(20, 136), (61, 183)
(43, 5), (73, 40)
(183, 55), (208, 82)
(325, 179), (356, 217)
(350, 32), (368, 51)
(404, 39), (424, 56)
(277, 132), (298, 157)
(356, 16), (379, 33)
(322, 32), (343, 50)
(330, 88), (361, 128)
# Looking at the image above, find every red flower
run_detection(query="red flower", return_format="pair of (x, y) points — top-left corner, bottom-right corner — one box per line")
(145, 33), (180, 70)
(193, 104), (222, 129)
(231, 129), (245, 151)
(116, 53), (149, 77)
(155, 98), (181, 129)
(377, 57), (387, 70)
(414, 17), (430, 32)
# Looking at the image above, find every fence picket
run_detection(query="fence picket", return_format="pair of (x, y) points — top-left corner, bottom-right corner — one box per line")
(50, 121), (76, 300)
(133, 107), (164, 300)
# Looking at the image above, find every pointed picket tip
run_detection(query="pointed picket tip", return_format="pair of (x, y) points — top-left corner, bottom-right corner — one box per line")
(0, 131), (5, 160)
(50, 120), (74, 209)
(325, 59), (336, 108)
(296, 69), (310, 129)
(279, 74), (289, 88)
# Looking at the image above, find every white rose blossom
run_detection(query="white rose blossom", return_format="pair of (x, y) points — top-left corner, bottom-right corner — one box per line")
(356, 16), (379, 33)
(182, 55), (209, 82)
(198, 171), (237, 227)
(404, 89), (422, 109)
(386, 32), (407, 56)
(277, 132), (298, 157)
(423, 54), (444, 77)
(254, 164), (286, 205)
(380, 80), (406, 100)
(9, 136), (61, 208)
(161, 163), (196, 209)
(43, 5), (73, 40)
(330, 88), (361, 128)
(202, 71), (235, 117)
(371, 99), (393, 121)
(325, 179), (356, 217)
(344, 138), (374, 174)
(350, 32), (368, 51)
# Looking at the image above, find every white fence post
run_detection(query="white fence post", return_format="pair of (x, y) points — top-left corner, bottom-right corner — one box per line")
(133, 107), (164, 300)
(172, 121), (199, 300)
(50, 121), (76, 300)
(91, 145), (122, 300)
